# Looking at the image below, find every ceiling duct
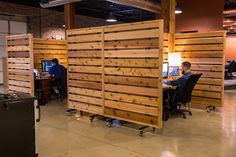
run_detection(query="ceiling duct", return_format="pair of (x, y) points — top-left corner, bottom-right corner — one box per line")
(40, 0), (82, 8)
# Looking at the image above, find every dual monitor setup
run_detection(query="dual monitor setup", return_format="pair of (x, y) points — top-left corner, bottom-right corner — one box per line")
(162, 62), (179, 78)
(162, 52), (182, 78)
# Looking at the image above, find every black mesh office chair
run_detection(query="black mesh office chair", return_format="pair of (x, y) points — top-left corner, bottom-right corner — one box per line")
(172, 73), (202, 119)
(225, 60), (236, 80)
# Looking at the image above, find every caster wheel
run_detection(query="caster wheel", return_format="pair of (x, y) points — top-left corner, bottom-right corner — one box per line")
(90, 117), (94, 123)
(189, 112), (192, 116)
(139, 130), (144, 137)
(152, 128), (156, 133)
(183, 115), (186, 119)
(105, 121), (112, 127)
(207, 108), (211, 113)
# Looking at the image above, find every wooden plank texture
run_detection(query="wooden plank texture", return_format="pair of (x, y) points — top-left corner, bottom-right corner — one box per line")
(7, 34), (34, 96)
(175, 31), (226, 107)
(67, 19), (163, 128)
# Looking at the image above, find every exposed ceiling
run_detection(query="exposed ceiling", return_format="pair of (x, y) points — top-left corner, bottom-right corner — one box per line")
(0, 0), (159, 22)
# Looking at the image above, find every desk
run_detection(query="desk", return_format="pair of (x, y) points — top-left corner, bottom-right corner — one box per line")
(35, 78), (51, 105)
(163, 83), (173, 90)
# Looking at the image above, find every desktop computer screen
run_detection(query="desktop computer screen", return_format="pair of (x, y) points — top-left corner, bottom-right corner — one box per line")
(162, 62), (168, 78)
(42, 60), (53, 72)
(169, 66), (179, 76)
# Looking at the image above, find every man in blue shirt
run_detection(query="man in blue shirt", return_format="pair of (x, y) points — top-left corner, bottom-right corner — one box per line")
(49, 58), (65, 79)
(49, 58), (66, 99)
(164, 61), (193, 113)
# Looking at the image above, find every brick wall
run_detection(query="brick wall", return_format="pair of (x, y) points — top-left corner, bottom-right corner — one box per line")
(0, 1), (118, 39)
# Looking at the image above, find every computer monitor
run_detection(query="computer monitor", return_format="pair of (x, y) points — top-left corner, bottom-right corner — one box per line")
(162, 62), (168, 78)
(42, 60), (53, 72)
(169, 66), (179, 76)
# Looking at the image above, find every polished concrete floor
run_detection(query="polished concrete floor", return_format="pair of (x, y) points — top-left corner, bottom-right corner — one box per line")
(38, 90), (236, 157)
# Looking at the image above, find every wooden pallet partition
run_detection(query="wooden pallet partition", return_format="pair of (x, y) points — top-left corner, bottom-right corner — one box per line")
(6, 34), (34, 95)
(67, 20), (164, 128)
(67, 27), (104, 115)
(174, 31), (226, 107)
(33, 38), (68, 72)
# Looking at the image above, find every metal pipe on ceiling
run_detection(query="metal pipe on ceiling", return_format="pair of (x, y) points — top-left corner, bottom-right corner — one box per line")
(40, 0), (82, 8)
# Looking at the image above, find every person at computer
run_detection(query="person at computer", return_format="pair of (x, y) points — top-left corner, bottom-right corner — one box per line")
(49, 58), (66, 99)
(164, 61), (192, 111)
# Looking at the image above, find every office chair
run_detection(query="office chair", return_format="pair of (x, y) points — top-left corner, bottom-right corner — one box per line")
(53, 69), (67, 101)
(172, 73), (202, 119)
(225, 60), (236, 80)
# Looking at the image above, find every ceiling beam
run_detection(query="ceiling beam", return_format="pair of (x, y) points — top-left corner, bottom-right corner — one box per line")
(106, 0), (161, 13)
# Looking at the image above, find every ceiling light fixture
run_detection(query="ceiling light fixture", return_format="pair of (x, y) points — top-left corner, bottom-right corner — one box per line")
(106, 13), (117, 22)
(175, 3), (183, 14)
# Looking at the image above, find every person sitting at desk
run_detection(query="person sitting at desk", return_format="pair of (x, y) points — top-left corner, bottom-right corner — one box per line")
(164, 61), (192, 111)
(49, 58), (66, 99)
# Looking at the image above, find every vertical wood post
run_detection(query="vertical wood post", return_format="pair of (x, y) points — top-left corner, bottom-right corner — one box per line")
(160, 0), (176, 51)
(64, 3), (75, 29)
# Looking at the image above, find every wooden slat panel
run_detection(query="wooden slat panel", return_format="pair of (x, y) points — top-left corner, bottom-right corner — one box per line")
(105, 75), (158, 87)
(104, 29), (159, 41)
(67, 34), (102, 42)
(9, 80), (31, 88)
(33, 38), (67, 45)
(105, 67), (159, 77)
(175, 37), (223, 45)
(68, 42), (102, 50)
(69, 66), (102, 74)
(104, 49), (160, 58)
(8, 58), (30, 63)
(175, 31), (225, 39)
(104, 38), (159, 49)
(105, 84), (159, 97)
(67, 28), (103, 36)
(105, 92), (158, 107)
(7, 46), (30, 51)
(69, 94), (102, 106)
(34, 44), (67, 50)
(104, 108), (158, 126)
(69, 87), (102, 98)
(9, 86), (31, 93)
(68, 51), (101, 58)
(8, 63), (30, 70)
(175, 44), (223, 51)
(68, 101), (103, 114)
(68, 80), (102, 90)
(105, 100), (158, 116)
(182, 51), (223, 58)
(104, 20), (160, 32)
(68, 73), (102, 82)
(104, 59), (159, 67)
(68, 58), (102, 66)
